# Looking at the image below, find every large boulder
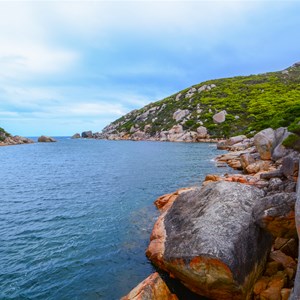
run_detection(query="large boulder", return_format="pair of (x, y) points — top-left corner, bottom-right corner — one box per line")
(254, 128), (276, 160)
(38, 135), (56, 142)
(172, 109), (190, 122)
(121, 272), (178, 300)
(146, 181), (273, 299)
(213, 110), (227, 124)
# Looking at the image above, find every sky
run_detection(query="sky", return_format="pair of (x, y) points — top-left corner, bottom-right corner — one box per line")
(1, 0), (300, 136)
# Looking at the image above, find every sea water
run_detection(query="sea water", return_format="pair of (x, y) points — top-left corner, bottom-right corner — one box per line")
(0, 138), (230, 299)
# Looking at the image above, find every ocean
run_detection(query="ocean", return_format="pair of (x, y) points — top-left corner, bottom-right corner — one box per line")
(0, 138), (229, 299)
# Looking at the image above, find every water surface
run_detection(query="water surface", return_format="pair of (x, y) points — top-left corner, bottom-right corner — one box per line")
(0, 139), (229, 299)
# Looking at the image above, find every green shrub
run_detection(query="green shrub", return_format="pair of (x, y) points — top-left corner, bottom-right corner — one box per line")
(282, 133), (300, 151)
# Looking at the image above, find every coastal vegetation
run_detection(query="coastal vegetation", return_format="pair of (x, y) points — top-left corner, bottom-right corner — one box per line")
(102, 63), (300, 140)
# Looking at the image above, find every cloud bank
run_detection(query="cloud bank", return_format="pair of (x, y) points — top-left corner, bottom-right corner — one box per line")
(0, 1), (299, 135)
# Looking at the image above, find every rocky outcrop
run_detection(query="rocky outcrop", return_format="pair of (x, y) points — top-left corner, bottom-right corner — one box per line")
(121, 272), (178, 300)
(0, 128), (34, 146)
(38, 135), (56, 142)
(146, 181), (273, 299)
(81, 131), (93, 138)
(72, 133), (81, 139)
(0, 135), (34, 146)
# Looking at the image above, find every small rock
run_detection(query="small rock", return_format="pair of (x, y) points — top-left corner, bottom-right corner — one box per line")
(270, 251), (297, 269)
(196, 126), (207, 138)
(121, 272), (178, 300)
(281, 288), (291, 300)
(175, 93), (182, 101)
(282, 155), (299, 179)
(227, 135), (247, 146)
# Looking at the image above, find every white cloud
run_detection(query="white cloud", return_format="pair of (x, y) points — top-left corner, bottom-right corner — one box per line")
(65, 103), (127, 117)
(0, 3), (79, 80)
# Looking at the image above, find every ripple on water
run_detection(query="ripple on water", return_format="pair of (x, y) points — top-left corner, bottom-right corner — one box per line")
(0, 139), (230, 299)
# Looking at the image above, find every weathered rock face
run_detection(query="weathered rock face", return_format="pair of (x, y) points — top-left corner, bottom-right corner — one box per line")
(213, 110), (227, 124)
(38, 135), (56, 142)
(282, 155), (299, 180)
(71, 133), (81, 139)
(227, 135), (247, 146)
(272, 127), (290, 161)
(254, 128), (276, 160)
(81, 131), (93, 138)
(146, 181), (273, 300)
(172, 109), (190, 122)
(289, 163), (300, 300)
(253, 192), (297, 238)
(121, 272), (178, 300)
(169, 125), (183, 135)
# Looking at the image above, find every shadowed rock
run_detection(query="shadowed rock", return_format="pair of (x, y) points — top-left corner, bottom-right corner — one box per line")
(146, 181), (273, 300)
(81, 131), (93, 138)
(254, 192), (297, 238)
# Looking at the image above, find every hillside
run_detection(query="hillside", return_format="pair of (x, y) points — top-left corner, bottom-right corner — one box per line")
(99, 63), (300, 142)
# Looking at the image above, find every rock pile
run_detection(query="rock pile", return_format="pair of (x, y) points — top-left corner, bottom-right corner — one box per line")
(122, 127), (300, 300)
(0, 134), (34, 146)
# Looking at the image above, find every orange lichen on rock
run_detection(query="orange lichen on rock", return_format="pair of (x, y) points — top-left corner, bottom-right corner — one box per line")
(121, 272), (178, 300)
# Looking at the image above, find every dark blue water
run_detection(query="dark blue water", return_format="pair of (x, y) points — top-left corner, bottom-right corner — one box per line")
(0, 139), (230, 300)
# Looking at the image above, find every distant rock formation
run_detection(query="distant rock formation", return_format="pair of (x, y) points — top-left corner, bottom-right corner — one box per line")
(38, 135), (56, 143)
(0, 128), (34, 146)
(71, 133), (81, 139)
(81, 131), (93, 138)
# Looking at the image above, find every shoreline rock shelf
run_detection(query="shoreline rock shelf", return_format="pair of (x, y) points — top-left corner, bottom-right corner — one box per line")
(122, 127), (300, 300)
(147, 181), (273, 300)
(0, 128), (34, 146)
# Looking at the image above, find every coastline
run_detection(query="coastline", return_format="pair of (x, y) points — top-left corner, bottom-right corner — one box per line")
(122, 128), (300, 300)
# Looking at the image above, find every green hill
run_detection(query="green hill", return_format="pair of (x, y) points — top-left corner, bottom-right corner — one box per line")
(101, 63), (300, 140)
(0, 127), (11, 142)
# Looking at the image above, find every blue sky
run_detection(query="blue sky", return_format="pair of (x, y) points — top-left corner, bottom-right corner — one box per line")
(1, 0), (300, 136)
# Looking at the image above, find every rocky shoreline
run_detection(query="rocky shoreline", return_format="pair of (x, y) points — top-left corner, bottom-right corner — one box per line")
(0, 134), (34, 146)
(121, 127), (300, 300)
